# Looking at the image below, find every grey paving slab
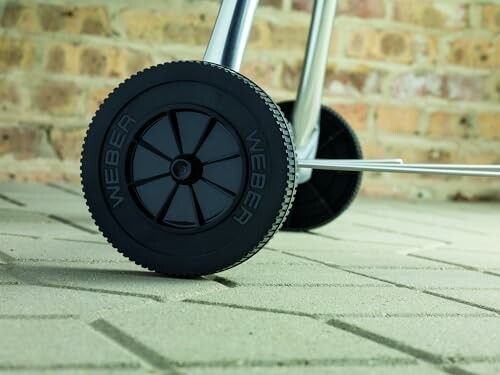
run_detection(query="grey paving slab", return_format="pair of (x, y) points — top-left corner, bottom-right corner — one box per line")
(267, 232), (412, 254)
(0, 319), (138, 368)
(186, 364), (444, 375)
(218, 263), (389, 286)
(0, 371), (142, 375)
(13, 262), (226, 303)
(347, 268), (500, 290)
(462, 363), (500, 375)
(347, 199), (500, 235)
(315, 221), (447, 247)
(274, 247), (459, 270)
(0, 285), (155, 316)
(412, 247), (500, 269)
(343, 316), (500, 358)
(430, 289), (500, 311)
(0, 209), (86, 238)
(46, 182), (84, 196)
(0, 182), (97, 232)
(245, 249), (317, 265)
(1, 182), (499, 374)
(0, 235), (128, 263)
(101, 302), (412, 364)
(190, 285), (488, 316)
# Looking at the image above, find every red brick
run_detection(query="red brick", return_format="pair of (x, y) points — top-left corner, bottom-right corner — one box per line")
(427, 112), (473, 139)
(394, 0), (468, 29)
(477, 113), (500, 140)
(375, 105), (421, 134)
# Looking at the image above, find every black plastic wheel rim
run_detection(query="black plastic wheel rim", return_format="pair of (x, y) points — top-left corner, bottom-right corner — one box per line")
(128, 109), (246, 232)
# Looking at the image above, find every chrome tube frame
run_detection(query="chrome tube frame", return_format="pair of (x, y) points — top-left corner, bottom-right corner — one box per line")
(204, 0), (259, 71)
(291, 0), (338, 184)
(203, 0), (500, 179)
(298, 159), (500, 177)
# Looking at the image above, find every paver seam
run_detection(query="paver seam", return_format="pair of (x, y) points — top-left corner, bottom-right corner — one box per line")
(90, 319), (182, 375)
(207, 275), (238, 288)
(45, 182), (83, 197)
(0, 314), (77, 320)
(0, 232), (40, 240)
(183, 299), (486, 375)
(318, 313), (498, 318)
(173, 357), (418, 368)
(54, 238), (108, 245)
(47, 214), (99, 235)
(326, 318), (477, 375)
(352, 223), (453, 245)
(227, 283), (393, 287)
(0, 362), (141, 371)
(0, 193), (25, 207)
(90, 315), (421, 371)
(310, 232), (414, 248)
(353, 210), (489, 236)
(273, 250), (500, 315)
(408, 254), (500, 279)
(0, 257), (166, 303)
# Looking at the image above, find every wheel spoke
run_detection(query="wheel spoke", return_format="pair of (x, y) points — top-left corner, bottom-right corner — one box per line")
(155, 183), (179, 222)
(202, 152), (241, 166)
(318, 127), (345, 153)
(193, 117), (217, 156)
(307, 182), (335, 216)
(168, 111), (183, 154)
(135, 139), (172, 162)
(189, 185), (206, 226)
(201, 177), (236, 198)
(129, 172), (171, 188)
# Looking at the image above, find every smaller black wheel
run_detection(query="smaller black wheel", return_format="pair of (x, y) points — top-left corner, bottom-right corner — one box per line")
(279, 101), (362, 231)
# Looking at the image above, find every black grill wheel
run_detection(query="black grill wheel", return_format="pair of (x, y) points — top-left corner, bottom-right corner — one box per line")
(81, 61), (296, 277)
(278, 101), (362, 231)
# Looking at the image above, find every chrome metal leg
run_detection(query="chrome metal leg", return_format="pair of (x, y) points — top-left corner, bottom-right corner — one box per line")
(204, 0), (259, 72)
(291, 0), (338, 184)
(298, 159), (500, 177)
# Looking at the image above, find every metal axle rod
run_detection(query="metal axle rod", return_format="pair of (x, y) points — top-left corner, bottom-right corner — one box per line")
(298, 159), (500, 177)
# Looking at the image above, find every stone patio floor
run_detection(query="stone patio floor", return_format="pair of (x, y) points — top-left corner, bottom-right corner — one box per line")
(0, 182), (499, 375)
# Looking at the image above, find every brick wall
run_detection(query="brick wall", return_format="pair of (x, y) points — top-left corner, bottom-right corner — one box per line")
(0, 0), (499, 200)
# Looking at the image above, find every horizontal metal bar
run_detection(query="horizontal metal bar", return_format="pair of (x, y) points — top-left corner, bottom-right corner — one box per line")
(298, 159), (500, 177)
(323, 159), (403, 165)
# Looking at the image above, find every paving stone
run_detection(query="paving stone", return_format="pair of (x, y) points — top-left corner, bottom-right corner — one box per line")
(185, 364), (444, 375)
(276, 247), (459, 270)
(102, 302), (412, 364)
(12, 262), (225, 303)
(412, 247), (500, 269)
(0, 235), (126, 263)
(0, 209), (85, 238)
(343, 317), (500, 358)
(0, 319), (138, 368)
(0, 285), (155, 316)
(246, 249), (317, 265)
(315, 221), (446, 247)
(0, 182), (96, 232)
(348, 268), (500, 290)
(267, 232), (411, 253)
(218, 263), (388, 286)
(430, 289), (500, 311)
(191, 285), (487, 316)
(462, 363), (500, 375)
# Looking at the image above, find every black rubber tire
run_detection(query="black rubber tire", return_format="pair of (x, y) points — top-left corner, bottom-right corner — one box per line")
(278, 101), (362, 231)
(81, 61), (296, 277)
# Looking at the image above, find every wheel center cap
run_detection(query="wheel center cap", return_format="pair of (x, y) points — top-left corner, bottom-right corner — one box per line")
(171, 158), (193, 182)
